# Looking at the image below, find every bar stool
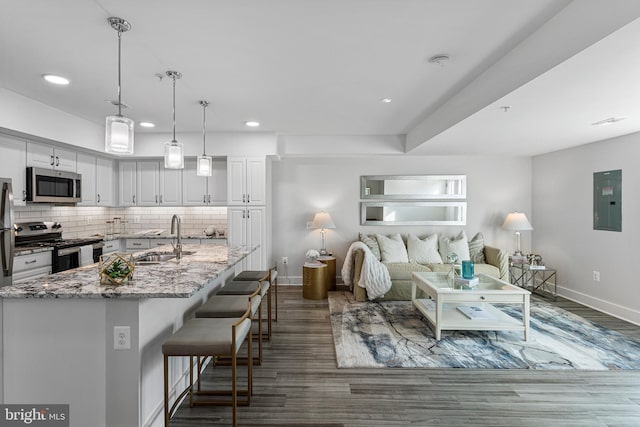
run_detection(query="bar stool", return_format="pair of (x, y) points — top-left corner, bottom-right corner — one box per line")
(162, 305), (252, 427)
(217, 281), (265, 364)
(234, 268), (278, 330)
(196, 289), (262, 369)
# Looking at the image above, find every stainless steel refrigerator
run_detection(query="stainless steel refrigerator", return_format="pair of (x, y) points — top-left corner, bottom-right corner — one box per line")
(1, 177), (15, 286)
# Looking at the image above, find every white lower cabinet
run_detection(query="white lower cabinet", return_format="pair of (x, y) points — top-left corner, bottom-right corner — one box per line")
(125, 239), (150, 250)
(102, 240), (121, 254)
(228, 206), (265, 270)
(13, 251), (52, 283)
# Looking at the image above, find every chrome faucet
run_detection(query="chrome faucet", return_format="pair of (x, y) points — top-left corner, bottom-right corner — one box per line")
(170, 214), (182, 260)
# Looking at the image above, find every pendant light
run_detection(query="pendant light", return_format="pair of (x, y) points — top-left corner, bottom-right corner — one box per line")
(164, 70), (184, 169)
(197, 100), (213, 176)
(105, 17), (134, 155)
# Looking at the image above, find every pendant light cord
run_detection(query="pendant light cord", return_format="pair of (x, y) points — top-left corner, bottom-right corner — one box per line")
(171, 75), (176, 142)
(202, 101), (208, 155)
(117, 29), (123, 117)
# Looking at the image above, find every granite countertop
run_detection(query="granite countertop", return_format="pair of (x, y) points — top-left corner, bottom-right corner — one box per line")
(102, 234), (226, 241)
(0, 244), (256, 299)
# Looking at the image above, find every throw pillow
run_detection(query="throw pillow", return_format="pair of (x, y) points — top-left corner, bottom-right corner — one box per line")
(375, 234), (409, 263)
(439, 230), (471, 262)
(407, 234), (442, 264)
(359, 233), (381, 261)
(468, 232), (486, 264)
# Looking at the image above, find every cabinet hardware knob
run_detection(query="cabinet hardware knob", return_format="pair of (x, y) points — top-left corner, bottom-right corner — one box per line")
(97, 194), (101, 203)
(50, 155), (54, 166)
(480, 296), (485, 300)
(55, 156), (59, 167)
(25, 259), (37, 265)
(22, 190), (26, 201)
(133, 195), (136, 204)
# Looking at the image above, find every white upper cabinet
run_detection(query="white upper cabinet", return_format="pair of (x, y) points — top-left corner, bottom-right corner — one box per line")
(76, 153), (97, 206)
(0, 134), (27, 206)
(183, 158), (227, 206)
(136, 161), (160, 206)
(160, 166), (182, 206)
(136, 160), (182, 206)
(96, 157), (115, 206)
(227, 156), (265, 205)
(118, 161), (137, 206)
(26, 142), (76, 172)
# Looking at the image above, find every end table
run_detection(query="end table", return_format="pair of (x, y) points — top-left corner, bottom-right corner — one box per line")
(302, 263), (328, 299)
(510, 263), (558, 299)
(316, 255), (336, 291)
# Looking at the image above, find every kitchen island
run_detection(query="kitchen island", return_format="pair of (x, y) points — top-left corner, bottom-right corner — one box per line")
(0, 243), (257, 427)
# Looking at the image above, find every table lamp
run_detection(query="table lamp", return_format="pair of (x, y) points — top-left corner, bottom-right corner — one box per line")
(502, 212), (533, 256)
(311, 211), (336, 255)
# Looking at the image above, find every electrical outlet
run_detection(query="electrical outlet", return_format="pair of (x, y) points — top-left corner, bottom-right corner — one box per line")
(134, 216), (141, 224)
(86, 217), (92, 225)
(593, 270), (600, 282)
(282, 257), (288, 265)
(114, 326), (131, 350)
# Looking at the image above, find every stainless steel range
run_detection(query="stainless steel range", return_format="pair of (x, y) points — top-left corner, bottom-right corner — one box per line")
(14, 221), (104, 273)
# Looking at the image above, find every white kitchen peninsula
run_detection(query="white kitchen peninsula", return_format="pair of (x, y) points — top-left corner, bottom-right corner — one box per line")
(0, 243), (256, 427)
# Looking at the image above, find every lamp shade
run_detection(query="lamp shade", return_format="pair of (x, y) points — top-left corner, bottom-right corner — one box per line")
(164, 141), (184, 169)
(311, 211), (336, 229)
(105, 115), (134, 154)
(196, 155), (213, 176)
(502, 212), (533, 231)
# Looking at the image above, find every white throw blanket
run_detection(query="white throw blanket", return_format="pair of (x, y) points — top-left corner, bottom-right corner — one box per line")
(341, 242), (391, 300)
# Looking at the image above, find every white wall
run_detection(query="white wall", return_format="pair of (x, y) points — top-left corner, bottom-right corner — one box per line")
(533, 131), (640, 325)
(271, 155), (532, 282)
(0, 89), (104, 151)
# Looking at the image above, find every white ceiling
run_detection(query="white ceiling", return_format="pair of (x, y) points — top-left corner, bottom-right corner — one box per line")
(2, 0), (640, 156)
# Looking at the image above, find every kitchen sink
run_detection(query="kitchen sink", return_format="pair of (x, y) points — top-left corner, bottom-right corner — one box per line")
(134, 251), (195, 265)
(135, 253), (177, 264)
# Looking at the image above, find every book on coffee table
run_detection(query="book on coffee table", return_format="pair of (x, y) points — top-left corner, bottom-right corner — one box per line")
(456, 305), (496, 320)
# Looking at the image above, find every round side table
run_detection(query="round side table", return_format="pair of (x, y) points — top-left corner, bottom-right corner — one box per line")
(302, 263), (328, 299)
(317, 256), (336, 291)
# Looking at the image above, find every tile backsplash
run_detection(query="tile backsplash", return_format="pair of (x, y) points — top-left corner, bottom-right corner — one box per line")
(14, 205), (227, 239)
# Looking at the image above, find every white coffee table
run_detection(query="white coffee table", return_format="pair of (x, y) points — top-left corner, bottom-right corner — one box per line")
(411, 272), (530, 341)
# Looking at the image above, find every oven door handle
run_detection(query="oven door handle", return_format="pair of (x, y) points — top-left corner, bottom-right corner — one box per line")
(57, 247), (81, 257)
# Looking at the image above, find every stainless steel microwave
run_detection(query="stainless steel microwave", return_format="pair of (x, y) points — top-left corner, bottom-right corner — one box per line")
(26, 167), (81, 204)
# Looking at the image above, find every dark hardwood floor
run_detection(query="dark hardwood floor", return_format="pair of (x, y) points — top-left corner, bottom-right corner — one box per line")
(170, 286), (640, 426)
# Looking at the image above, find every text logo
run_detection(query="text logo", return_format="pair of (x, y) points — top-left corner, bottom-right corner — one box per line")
(0, 405), (68, 427)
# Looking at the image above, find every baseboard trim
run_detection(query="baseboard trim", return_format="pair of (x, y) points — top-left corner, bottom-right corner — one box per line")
(558, 285), (640, 326)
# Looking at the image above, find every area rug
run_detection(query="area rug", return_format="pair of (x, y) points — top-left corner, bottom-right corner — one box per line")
(328, 292), (640, 370)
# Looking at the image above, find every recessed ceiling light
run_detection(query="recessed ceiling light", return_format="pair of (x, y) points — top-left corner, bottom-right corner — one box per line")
(380, 98), (392, 103)
(592, 117), (627, 126)
(139, 122), (155, 128)
(245, 121), (260, 127)
(42, 74), (70, 85)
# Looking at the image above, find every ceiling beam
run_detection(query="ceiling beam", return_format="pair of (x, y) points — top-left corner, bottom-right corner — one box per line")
(405, 0), (640, 153)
